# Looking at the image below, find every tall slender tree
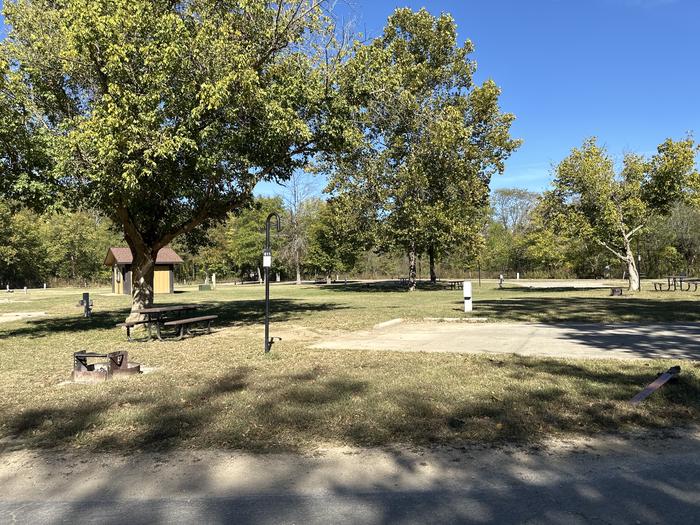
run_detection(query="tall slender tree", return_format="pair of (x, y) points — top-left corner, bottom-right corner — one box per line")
(278, 171), (319, 284)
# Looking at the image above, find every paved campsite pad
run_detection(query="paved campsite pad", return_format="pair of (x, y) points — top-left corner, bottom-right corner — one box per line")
(310, 321), (700, 360)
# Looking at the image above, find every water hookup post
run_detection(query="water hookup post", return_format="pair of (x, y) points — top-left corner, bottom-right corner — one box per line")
(264, 212), (281, 353)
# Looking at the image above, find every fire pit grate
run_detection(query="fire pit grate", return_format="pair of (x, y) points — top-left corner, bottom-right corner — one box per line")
(72, 350), (141, 383)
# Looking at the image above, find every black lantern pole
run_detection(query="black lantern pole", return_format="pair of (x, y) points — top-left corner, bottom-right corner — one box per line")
(264, 212), (281, 353)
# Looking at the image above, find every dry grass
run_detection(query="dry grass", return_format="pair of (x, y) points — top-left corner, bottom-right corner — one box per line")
(1, 281), (699, 452)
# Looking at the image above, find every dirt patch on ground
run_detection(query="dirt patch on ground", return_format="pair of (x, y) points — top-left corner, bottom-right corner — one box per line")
(1, 426), (698, 501)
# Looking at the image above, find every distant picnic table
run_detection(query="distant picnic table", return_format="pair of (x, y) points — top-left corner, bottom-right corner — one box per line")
(653, 275), (700, 292)
(446, 280), (463, 290)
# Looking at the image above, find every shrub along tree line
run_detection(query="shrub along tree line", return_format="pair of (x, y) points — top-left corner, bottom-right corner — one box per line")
(0, 203), (121, 287)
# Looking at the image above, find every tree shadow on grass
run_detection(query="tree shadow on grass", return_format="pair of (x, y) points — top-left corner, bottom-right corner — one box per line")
(1, 366), (367, 453)
(317, 280), (454, 294)
(0, 311), (124, 340)
(460, 297), (700, 323)
(362, 357), (700, 446)
(4, 357), (697, 453)
(189, 298), (348, 328)
(0, 299), (347, 340)
(502, 285), (615, 293)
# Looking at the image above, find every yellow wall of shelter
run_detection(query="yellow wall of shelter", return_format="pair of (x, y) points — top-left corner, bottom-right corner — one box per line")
(154, 265), (171, 294)
(115, 266), (123, 295)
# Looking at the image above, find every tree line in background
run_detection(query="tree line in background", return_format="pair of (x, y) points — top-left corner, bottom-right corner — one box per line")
(5, 177), (700, 289)
(0, 203), (121, 287)
(1, 2), (698, 300)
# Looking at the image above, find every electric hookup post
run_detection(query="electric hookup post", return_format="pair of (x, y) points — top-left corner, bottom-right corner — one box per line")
(79, 292), (93, 317)
(264, 212), (282, 353)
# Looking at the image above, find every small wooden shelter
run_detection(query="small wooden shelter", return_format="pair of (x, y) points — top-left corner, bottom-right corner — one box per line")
(104, 247), (183, 295)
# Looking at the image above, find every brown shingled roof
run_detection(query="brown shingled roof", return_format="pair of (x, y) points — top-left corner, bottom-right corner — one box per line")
(104, 247), (184, 266)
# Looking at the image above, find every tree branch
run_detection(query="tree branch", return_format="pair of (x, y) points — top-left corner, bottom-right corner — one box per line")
(626, 222), (645, 240)
(594, 239), (626, 261)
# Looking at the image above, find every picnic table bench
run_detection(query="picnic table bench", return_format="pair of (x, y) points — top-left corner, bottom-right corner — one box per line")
(162, 315), (218, 340)
(72, 350), (140, 381)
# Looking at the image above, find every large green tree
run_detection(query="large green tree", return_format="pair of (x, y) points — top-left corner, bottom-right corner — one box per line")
(543, 137), (699, 290)
(227, 197), (284, 282)
(0, 57), (52, 209)
(0, 204), (46, 287)
(41, 209), (121, 283)
(328, 8), (520, 290)
(4, 0), (349, 315)
(305, 199), (363, 283)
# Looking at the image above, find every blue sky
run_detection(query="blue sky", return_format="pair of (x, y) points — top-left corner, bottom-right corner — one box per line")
(325, 0), (700, 194)
(2, 1), (698, 196)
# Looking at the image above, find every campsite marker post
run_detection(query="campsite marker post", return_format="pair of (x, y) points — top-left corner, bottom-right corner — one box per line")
(463, 281), (473, 312)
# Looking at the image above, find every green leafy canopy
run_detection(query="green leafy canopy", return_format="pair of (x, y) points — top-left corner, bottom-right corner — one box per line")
(327, 8), (521, 268)
(3, 0), (350, 254)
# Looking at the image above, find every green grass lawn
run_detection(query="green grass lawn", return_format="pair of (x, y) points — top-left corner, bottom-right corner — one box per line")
(1, 280), (699, 452)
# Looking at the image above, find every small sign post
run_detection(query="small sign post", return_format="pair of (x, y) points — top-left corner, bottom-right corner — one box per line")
(264, 213), (281, 353)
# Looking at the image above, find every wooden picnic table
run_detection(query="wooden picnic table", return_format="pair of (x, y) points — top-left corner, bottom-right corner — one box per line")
(653, 275), (698, 292)
(137, 304), (199, 315)
(137, 304), (200, 340)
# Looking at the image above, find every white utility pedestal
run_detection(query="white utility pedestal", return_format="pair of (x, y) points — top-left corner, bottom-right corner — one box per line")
(463, 280), (473, 312)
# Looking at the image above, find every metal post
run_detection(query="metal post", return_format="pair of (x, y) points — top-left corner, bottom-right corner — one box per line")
(82, 292), (91, 317)
(264, 212), (281, 353)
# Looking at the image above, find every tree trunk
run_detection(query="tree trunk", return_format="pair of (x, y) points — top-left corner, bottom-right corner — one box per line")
(408, 244), (417, 292)
(625, 242), (640, 291)
(428, 245), (437, 283)
(295, 255), (302, 285)
(128, 247), (155, 321)
(257, 266), (262, 283)
(326, 271), (332, 285)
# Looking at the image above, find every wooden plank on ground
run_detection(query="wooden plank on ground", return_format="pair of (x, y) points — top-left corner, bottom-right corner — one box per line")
(630, 366), (681, 405)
